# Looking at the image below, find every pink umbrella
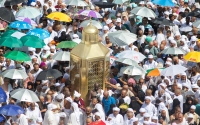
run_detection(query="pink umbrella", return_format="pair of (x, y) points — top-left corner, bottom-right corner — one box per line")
(15, 17), (37, 26)
(78, 10), (102, 18)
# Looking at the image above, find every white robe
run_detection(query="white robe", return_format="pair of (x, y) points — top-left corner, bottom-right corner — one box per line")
(43, 110), (57, 125)
(12, 114), (28, 125)
(107, 114), (124, 125)
(68, 102), (84, 125)
(141, 103), (157, 116)
(25, 107), (42, 125)
(174, 95), (184, 113)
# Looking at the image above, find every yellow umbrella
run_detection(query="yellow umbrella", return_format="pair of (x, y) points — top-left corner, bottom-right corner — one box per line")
(184, 51), (200, 62)
(46, 12), (72, 22)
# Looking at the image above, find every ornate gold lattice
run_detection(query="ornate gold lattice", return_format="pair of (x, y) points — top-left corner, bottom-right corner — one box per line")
(88, 60), (104, 90)
(70, 55), (80, 81)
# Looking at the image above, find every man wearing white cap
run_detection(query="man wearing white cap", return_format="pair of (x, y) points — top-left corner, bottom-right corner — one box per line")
(106, 19), (116, 33)
(63, 97), (73, 124)
(191, 84), (200, 101)
(74, 91), (85, 109)
(184, 105), (199, 124)
(43, 103), (58, 125)
(189, 36), (197, 49)
(107, 107), (124, 124)
(136, 108), (146, 122)
(186, 113), (196, 125)
(116, 18), (122, 28)
(141, 96), (157, 116)
(131, 117), (139, 125)
(124, 108), (134, 125)
(72, 34), (81, 44)
(143, 55), (158, 70)
(101, 25), (109, 45)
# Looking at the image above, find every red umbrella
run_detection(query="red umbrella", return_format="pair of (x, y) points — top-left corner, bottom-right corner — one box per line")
(88, 120), (106, 125)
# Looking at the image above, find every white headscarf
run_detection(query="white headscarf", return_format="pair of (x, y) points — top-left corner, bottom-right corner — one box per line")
(94, 103), (105, 121)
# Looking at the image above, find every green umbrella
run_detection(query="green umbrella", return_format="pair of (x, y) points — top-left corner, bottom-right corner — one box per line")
(0, 36), (23, 48)
(146, 68), (165, 74)
(20, 35), (45, 48)
(4, 50), (31, 61)
(1, 29), (16, 38)
(56, 41), (77, 48)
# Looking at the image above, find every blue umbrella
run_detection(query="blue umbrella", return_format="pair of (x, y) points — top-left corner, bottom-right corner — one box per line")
(0, 115), (5, 122)
(9, 21), (32, 30)
(0, 104), (24, 116)
(0, 87), (7, 103)
(152, 0), (175, 7)
(27, 28), (50, 40)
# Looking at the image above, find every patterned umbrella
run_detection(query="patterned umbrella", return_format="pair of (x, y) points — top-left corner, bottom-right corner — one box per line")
(27, 28), (50, 40)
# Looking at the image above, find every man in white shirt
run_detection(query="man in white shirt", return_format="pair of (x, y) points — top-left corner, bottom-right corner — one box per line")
(43, 103), (58, 125)
(12, 114), (28, 125)
(102, 26), (109, 45)
(26, 103), (42, 125)
(106, 19), (116, 33)
(141, 96), (157, 116)
(107, 107), (124, 125)
(144, 55), (158, 70)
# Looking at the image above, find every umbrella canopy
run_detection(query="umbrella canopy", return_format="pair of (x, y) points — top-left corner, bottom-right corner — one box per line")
(52, 51), (70, 61)
(15, 17), (37, 26)
(56, 41), (77, 48)
(0, 36), (23, 48)
(4, 0), (25, 6)
(0, 7), (15, 22)
(0, 104), (24, 116)
(151, 18), (174, 26)
(193, 20), (200, 28)
(9, 21), (32, 30)
(113, 0), (129, 4)
(79, 10), (102, 18)
(0, 87), (7, 102)
(15, 7), (41, 19)
(122, 65), (146, 75)
(147, 68), (164, 76)
(0, 114), (5, 122)
(2, 69), (28, 79)
(180, 26), (192, 32)
(27, 28), (50, 40)
(4, 50), (31, 61)
(80, 20), (103, 29)
(131, 7), (156, 18)
(152, 0), (175, 7)
(1, 29), (16, 37)
(10, 88), (40, 102)
(187, 8), (200, 18)
(94, 1), (116, 8)
(184, 51), (200, 62)
(46, 12), (72, 22)
(161, 47), (186, 55)
(108, 31), (137, 46)
(115, 58), (139, 66)
(67, 0), (88, 6)
(20, 35), (45, 48)
(36, 69), (62, 80)
(161, 65), (187, 77)
(117, 50), (146, 63)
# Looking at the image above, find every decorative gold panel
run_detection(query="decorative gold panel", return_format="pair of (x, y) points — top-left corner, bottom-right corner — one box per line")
(88, 60), (104, 90)
(70, 54), (80, 81)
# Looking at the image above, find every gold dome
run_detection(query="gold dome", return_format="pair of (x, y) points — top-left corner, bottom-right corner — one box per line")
(83, 23), (99, 34)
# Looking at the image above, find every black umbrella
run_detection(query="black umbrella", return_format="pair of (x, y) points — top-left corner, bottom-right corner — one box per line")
(36, 69), (62, 80)
(94, 2), (116, 8)
(151, 18), (174, 26)
(187, 8), (200, 18)
(0, 7), (15, 22)
(4, 0), (25, 6)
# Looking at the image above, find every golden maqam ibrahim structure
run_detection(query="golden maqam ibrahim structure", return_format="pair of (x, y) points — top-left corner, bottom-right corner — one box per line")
(70, 22), (110, 104)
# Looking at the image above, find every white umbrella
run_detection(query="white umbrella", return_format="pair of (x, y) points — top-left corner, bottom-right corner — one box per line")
(180, 26), (192, 32)
(108, 31), (137, 46)
(15, 7), (41, 19)
(115, 58), (139, 66)
(67, 0), (88, 6)
(80, 20), (103, 29)
(52, 51), (70, 61)
(161, 65), (187, 77)
(10, 88), (40, 102)
(2, 69), (28, 79)
(131, 7), (156, 18)
(116, 50), (146, 63)
(193, 20), (200, 28)
(113, 0), (129, 4)
(161, 47), (186, 55)
(122, 66), (146, 75)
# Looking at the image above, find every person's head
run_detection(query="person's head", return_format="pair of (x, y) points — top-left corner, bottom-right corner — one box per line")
(94, 112), (101, 121)
(92, 98), (98, 106)
(132, 117), (139, 125)
(178, 113), (184, 122)
(190, 105), (196, 113)
(175, 89), (181, 96)
(86, 117), (92, 125)
(192, 66), (198, 74)
(145, 96), (151, 104)
(54, 24), (61, 32)
(161, 110), (166, 117)
(151, 116), (158, 123)
(39, 96), (45, 102)
(139, 108), (146, 116)
(33, 63), (40, 71)
(148, 55), (154, 63)
(85, 106), (92, 115)
(143, 113), (150, 121)
(5, 59), (11, 66)
(121, 89), (127, 98)
(105, 36), (110, 44)
(30, 103), (35, 111)
(175, 106), (181, 114)
(146, 89), (152, 96)
(103, 91), (109, 99)
(113, 107), (120, 116)
(142, 17), (148, 25)
(127, 108), (134, 118)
